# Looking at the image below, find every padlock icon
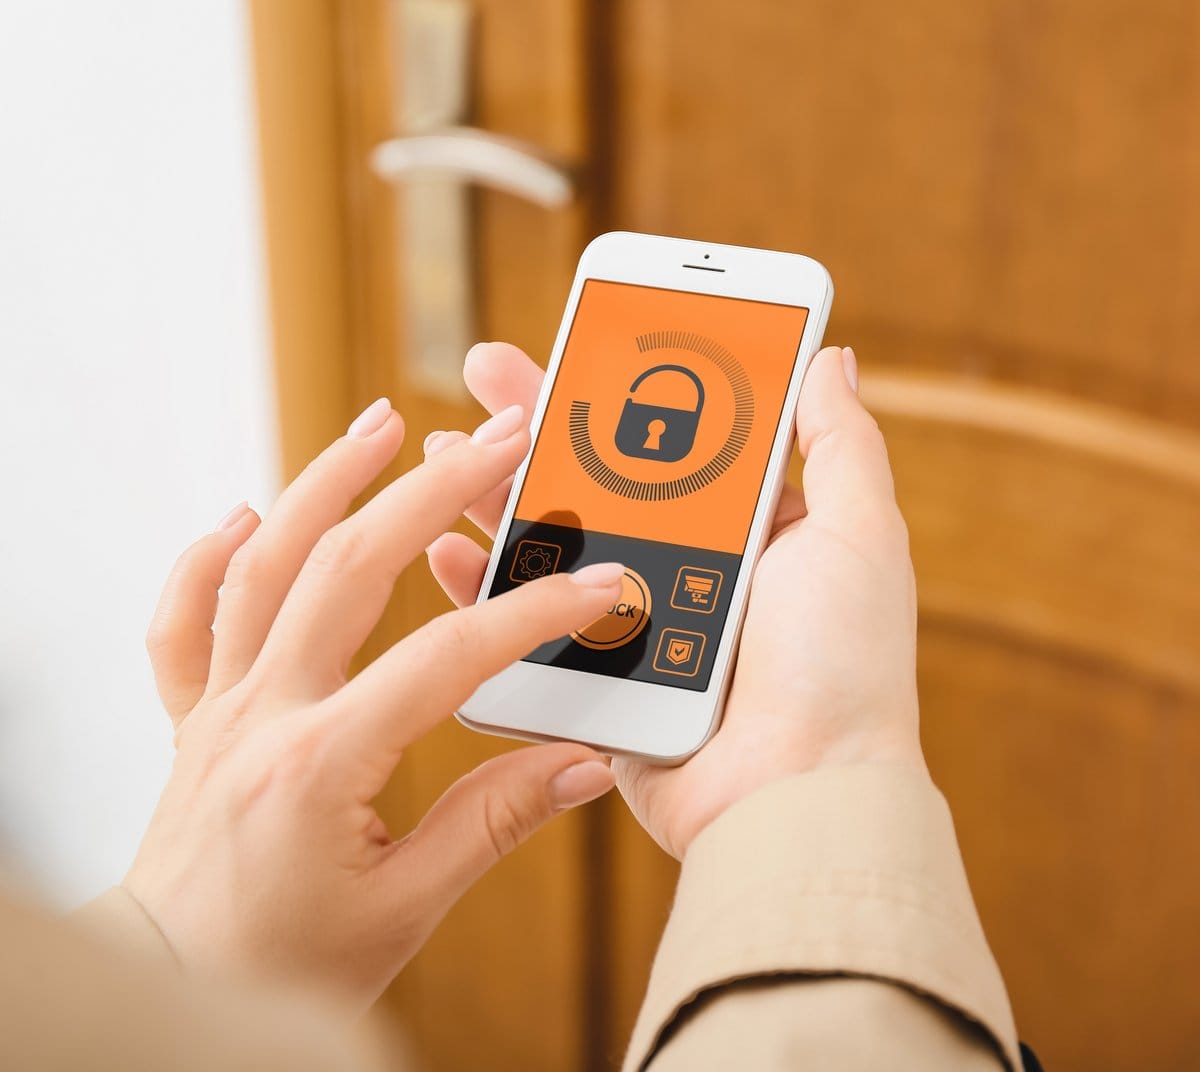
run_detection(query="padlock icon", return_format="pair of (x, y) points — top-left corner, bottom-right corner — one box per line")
(614, 364), (706, 462)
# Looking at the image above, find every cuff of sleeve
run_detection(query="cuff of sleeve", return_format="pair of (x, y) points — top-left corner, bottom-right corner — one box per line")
(623, 765), (1021, 1072)
(73, 886), (181, 970)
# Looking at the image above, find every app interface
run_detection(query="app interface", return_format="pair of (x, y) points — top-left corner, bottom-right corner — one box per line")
(489, 280), (809, 691)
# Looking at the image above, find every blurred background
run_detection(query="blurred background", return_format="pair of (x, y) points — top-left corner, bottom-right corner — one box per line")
(0, 5), (274, 897)
(2, 2), (1199, 1071)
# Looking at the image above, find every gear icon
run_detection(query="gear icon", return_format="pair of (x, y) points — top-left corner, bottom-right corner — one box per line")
(509, 539), (562, 583)
(519, 547), (554, 578)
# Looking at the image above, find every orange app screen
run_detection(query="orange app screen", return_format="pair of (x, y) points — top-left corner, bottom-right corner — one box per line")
(490, 280), (809, 691)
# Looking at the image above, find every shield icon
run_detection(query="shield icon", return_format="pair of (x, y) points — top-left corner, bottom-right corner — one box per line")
(666, 639), (694, 664)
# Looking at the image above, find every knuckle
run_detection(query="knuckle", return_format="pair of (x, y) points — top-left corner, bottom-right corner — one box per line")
(235, 719), (329, 807)
(480, 789), (527, 860)
(850, 496), (908, 551)
(428, 436), (500, 491)
(307, 525), (372, 577)
(882, 507), (912, 557)
(279, 731), (327, 788)
(848, 409), (887, 453)
(291, 443), (347, 494)
(430, 606), (482, 657)
(144, 617), (180, 658)
(223, 541), (268, 591)
(169, 540), (206, 579)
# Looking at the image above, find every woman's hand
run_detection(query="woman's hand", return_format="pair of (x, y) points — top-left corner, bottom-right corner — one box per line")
(428, 343), (925, 860)
(129, 399), (622, 1007)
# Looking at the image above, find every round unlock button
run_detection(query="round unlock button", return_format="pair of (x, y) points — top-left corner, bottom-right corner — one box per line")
(571, 567), (653, 650)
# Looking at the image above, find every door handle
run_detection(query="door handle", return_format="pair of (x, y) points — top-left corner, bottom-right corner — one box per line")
(373, 0), (577, 400)
(371, 127), (574, 209)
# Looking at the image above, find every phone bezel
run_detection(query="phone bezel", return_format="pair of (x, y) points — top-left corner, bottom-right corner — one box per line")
(457, 231), (833, 762)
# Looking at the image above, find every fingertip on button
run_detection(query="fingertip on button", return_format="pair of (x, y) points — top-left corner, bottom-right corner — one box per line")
(572, 567), (653, 650)
(570, 562), (627, 588)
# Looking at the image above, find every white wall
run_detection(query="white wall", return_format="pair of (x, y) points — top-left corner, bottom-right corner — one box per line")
(0, 3), (277, 905)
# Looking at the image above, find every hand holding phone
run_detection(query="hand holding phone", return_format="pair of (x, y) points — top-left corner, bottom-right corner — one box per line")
(432, 341), (927, 858)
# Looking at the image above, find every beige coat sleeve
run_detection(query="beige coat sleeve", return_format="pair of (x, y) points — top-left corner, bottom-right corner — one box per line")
(623, 766), (1022, 1072)
(0, 883), (393, 1072)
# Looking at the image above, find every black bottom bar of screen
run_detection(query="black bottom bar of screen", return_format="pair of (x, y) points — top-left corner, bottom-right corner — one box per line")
(489, 517), (742, 693)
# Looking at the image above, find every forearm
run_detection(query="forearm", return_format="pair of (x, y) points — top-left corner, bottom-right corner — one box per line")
(0, 885), (390, 1072)
(625, 766), (1020, 1072)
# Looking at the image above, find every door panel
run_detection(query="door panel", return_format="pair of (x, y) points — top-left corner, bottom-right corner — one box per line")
(878, 376), (1200, 1068)
(612, 1), (1200, 424)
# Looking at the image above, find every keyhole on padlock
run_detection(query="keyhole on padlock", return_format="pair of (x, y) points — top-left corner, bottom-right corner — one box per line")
(643, 418), (667, 451)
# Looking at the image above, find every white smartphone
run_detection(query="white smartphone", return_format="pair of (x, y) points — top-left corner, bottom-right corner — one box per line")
(458, 231), (833, 762)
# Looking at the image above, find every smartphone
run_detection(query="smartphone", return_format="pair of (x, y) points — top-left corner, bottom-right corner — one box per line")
(458, 232), (833, 762)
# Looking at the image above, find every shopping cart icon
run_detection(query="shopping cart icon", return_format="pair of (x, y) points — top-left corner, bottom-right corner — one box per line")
(669, 566), (723, 614)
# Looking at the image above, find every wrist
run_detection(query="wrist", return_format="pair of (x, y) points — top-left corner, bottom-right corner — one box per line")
(801, 727), (928, 778)
(73, 886), (182, 970)
(675, 734), (929, 859)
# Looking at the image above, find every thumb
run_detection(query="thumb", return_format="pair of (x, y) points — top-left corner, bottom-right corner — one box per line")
(795, 345), (897, 521)
(394, 743), (614, 911)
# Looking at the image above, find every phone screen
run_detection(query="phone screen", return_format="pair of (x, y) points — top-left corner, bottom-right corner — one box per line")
(489, 279), (809, 691)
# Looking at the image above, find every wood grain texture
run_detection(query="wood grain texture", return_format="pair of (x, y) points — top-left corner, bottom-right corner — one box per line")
(246, 0), (358, 479)
(611, 0), (1200, 428)
(919, 631), (1200, 1072)
(863, 372), (1200, 694)
(330, 2), (599, 1070)
(876, 374), (1200, 1069)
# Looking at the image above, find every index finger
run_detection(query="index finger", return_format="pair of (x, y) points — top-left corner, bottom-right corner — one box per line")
(256, 406), (534, 693)
(329, 564), (627, 792)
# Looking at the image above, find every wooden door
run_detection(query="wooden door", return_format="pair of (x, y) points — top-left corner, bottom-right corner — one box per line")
(251, 3), (615, 1069)
(251, 2), (1200, 1069)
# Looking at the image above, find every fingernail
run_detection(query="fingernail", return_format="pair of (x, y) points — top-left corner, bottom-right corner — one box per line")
(423, 429), (445, 453)
(215, 501), (249, 532)
(841, 347), (859, 394)
(569, 562), (626, 588)
(471, 404), (524, 445)
(347, 397), (391, 438)
(549, 760), (614, 810)
(424, 430), (464, 458)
